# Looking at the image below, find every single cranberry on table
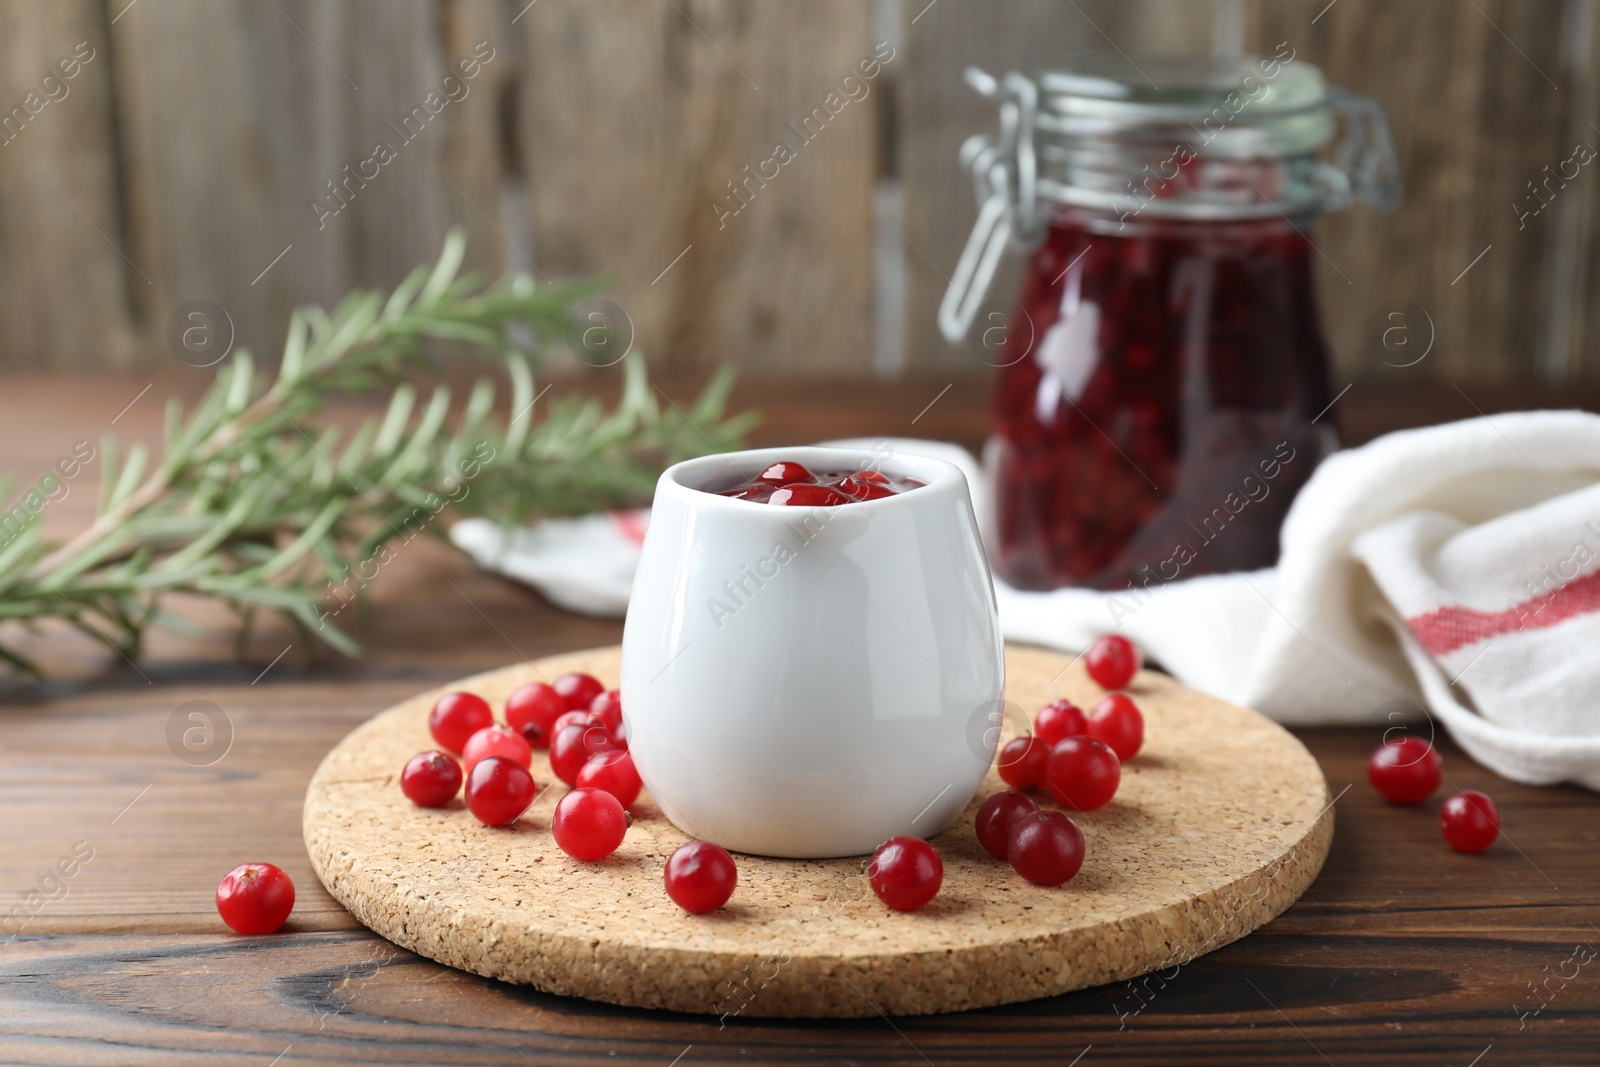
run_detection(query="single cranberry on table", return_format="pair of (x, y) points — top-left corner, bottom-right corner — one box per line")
(553, 672), (606, 712)
(552, 787), (630, 861)
(506, 681), (565, 749)
(1035, 699), (1088, 747)
(1088, 694), (1144, 761)
(975, 790), (1040, 860)
(464, 755), (537, 826)
(1008, 811), (1086, 886)
(461, 724), (533, 774)
(1085, 635), (1141, 690)
(664, 840), (739, 914)
(1441, 790), (1500, 853)
(1367, 737), (1441, 805)
(868, 836), (943, 912)
(589, 690), (625, 735)
(997, 735), (1048, 791)
(400, 750), (463, 808)
(550, 721), (622, 786)
(215, 862), (295, 935)
(1046, 736), (1121, 811)
(576, 749), (643, 808)
(428, 691), (494, 755)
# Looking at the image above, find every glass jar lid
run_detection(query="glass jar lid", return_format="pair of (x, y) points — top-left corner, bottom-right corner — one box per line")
(1035, 53), (1336, 160)
(937, 53), (1401, 344)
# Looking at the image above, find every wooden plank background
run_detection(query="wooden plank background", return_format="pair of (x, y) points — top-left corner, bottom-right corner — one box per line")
(0, 0), (1592, 383)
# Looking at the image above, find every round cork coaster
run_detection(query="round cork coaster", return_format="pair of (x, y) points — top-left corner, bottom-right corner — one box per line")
(304, 644), (1332, 1018)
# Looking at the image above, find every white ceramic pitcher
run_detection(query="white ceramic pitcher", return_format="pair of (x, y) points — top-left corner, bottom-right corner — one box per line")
(620, 445), (1004, 858)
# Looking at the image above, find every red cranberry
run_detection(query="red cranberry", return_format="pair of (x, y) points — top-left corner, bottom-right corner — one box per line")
(768, 483), (853, 506)
(664, 840), (738, 913)
(835, 476), (894, 500)
(576, 749), (643, 808)
(1046, 736), (1121, 811)
(975, 790), (1040, 860)
(550, 722), (621, 786)
(589, 689), (625, 735)
(464, 755), (536, 826)
(714, 464), (922, 506)
(1088, 694), (1144, 761)
(867, 836), (943, 912)
(553, 672), (605, 712)
(757, 460), (813, 486)
(1085, 635), (1141, 690)
(1367, 737), (1441, 804)
(997, 735), (1048, 791)
(1035, 700), (1088, 746)
(1008, 811), (1086, 886)
(461, 724), (533, 774)
(1441, 790), (1500, 853)
(552, 787), (629, 861)
(215, 862), (295, 934)
(506, 681), (565, 749)
(428, 691), (493, 755)
(723, 483), (773, 501)
(400, 750), (462, 807)
(551, 709), (594, 735)
(552, 709), (625, 749)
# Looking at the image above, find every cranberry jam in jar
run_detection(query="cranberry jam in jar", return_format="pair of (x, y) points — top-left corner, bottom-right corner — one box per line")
(941, 55), (1399, 590)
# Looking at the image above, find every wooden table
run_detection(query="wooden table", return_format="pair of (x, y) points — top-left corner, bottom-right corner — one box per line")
(3, 372), (1599, 1066)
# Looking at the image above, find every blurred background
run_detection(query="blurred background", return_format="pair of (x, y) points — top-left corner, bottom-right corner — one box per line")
(2, 0), (1596, 397)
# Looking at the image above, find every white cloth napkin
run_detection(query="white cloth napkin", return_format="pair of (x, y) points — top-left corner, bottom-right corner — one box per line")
(451, 414), (1600, 789)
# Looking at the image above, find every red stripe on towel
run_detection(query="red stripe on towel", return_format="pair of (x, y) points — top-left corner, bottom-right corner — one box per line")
(1406, 569), (1600, 656)
(609, 510), (649, 547)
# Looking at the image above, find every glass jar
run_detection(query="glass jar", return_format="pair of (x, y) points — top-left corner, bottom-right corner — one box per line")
(940, 54), (1400, 592)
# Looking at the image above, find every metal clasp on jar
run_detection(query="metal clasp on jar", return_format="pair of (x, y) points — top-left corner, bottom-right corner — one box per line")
(938, 68), (1048, 347)
(938, 66), (1402, 345)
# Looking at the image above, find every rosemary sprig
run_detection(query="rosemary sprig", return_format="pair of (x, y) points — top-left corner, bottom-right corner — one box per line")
(0, 231), (753, 675)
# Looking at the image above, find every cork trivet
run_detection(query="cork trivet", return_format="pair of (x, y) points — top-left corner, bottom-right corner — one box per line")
(304, 644), (1332, 1018)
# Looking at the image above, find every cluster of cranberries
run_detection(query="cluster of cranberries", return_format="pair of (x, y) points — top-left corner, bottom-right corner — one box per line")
(860, 634), (1148, 912)
(400, 672), (738, 914)
(212, 632), (1506, 936)
(714, 460), (924, 507)
(1367, 734), (1500, 853)
(968, 634), (1145, 889)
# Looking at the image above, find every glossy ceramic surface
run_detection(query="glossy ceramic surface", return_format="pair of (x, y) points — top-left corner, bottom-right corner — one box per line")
(620, 445), (1005, 858)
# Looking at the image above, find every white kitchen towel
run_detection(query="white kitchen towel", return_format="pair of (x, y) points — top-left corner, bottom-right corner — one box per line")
(451, 413), (1600, 788)
(450, 509), (649, 616)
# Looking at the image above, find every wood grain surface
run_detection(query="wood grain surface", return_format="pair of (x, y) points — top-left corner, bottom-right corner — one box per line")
(2, 1), (1599, 383)
(518, 0), (881, 376)
(897, 0), (1219, 374)
(2, 376), (1600, 1064)
(1240, 0), (1585, 383)
(0, 0), (136, 370)
(109, 0), (515, 362)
